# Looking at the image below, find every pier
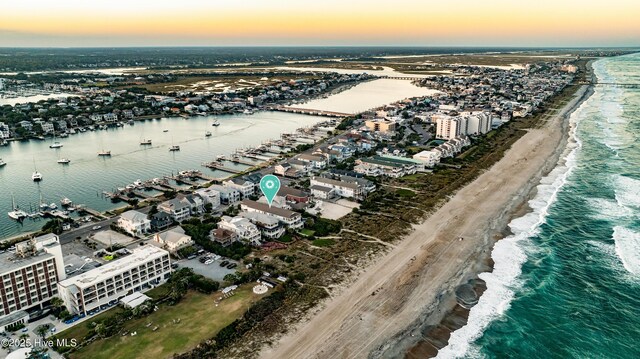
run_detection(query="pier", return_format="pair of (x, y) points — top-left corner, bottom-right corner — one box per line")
(202, 162), (246, 174)
(80, 207), (108, 219)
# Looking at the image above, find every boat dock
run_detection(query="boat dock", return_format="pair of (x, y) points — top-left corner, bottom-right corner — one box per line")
(202, 162), (246, 174)
(79, 207), (108, 219)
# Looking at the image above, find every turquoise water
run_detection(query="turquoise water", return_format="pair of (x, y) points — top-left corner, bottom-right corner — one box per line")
(437, 54), (640, 358)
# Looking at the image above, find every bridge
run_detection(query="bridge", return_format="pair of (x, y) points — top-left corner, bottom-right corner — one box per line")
(377, 75), (427, 81)
(269, 106), (352, 117)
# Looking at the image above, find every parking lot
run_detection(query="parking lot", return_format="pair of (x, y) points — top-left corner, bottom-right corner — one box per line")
(176, 254), (240, 281)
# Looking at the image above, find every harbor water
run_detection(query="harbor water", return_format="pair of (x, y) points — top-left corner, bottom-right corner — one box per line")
(436, 54), (640, 358)
(0, 112), (326, 240)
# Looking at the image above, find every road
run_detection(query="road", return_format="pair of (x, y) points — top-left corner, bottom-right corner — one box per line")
(58, 206), (151, 245)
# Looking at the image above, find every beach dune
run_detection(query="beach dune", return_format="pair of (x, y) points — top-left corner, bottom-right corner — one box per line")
(261, 84), (591, 359)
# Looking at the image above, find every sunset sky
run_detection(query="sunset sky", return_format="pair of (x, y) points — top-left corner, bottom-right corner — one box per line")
(1, 0), (639, 47)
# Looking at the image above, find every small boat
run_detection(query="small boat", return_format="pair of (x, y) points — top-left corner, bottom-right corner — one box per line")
(98, 151), (111, 156)
(169, 145), (180, 151)
(243, 109), (254, 115)
(49, 142), (63, 149)
(60, 198), (73, 207)
(32, 171), (43, 182)
(216, 155), (226, 161)
(49, 203), (58, 210)
(140, 139), (152, 145)
(163, 129), (169, 132)
(8, 196), (27, 220)
(0, 158), (5, 167)
(205, 131), (212, 137)
(57, 158), (71, 164)
(212, 120), (220, 127)
(133, 179), (143, 187)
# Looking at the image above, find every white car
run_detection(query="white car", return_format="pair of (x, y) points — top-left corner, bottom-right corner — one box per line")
(204, 259), (214, 265)
(92, 225), (102, 230)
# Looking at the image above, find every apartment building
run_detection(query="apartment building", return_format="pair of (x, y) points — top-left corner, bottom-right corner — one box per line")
(239, 200), (304, 229)
(57, 245), (171, 315)
(0, 234), (66, 330)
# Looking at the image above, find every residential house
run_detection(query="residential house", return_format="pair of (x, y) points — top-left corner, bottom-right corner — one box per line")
(218, 216), (262, 246)
(194, 188), (221, 209)
(150, 212), (173, 232)
(118, 210), (151, 237)
(239, 211), (286, 240)
(207, 184), (241, 205)
(223, 178), (255, 199)
(310, 174), (375, 201)
(210, 228), (238, 247)
(158, 198), (191, 222)
(154, 226), (194, 253)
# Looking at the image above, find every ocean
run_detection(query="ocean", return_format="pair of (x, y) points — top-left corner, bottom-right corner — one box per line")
(436, 54), (640, 358)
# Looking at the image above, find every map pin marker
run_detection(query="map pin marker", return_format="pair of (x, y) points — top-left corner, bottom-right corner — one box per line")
(260, 174), (281, 207)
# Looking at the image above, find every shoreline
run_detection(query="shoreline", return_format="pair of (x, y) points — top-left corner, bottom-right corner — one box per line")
(261, 78), (594, 358)
(398, 80), (596, 359)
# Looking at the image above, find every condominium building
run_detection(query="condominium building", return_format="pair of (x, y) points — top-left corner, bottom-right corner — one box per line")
(57, 245), (171, 315)
(0, 234), (66, 330)
(239, 200), (304, 229)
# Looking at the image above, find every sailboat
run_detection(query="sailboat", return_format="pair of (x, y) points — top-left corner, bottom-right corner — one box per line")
(32, 159), (43, 181)
(49, 133), (63, 149)
(7, 195), (27, 220)
(57, 152), (71, 164)
(140, 139), (152, 145)
(0, 158), (6, 167)
(169, 136), (180, 151)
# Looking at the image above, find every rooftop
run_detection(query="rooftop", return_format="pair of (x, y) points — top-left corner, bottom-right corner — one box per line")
(57, 245), (169, 289)
(240, 199), (300, 219)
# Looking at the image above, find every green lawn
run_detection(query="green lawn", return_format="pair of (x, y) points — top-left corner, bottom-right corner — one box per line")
(59, 285), (261, 359)
(312, 238), (335, 247)
(300, 229), (315, 237)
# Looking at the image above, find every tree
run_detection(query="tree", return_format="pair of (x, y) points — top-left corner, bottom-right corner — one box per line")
(35, 324), (50, 339)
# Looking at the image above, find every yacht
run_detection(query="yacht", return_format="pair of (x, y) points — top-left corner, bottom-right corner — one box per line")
(32, 171), (43, 182)
(169, 145), (180, 151)
(216, 155), (226, 161)
(0, 158), (6, 167)
(49, 141), (63, 149)
(57, 158), (71, 164)
(243, 109), (254, 115)
(140, 139), (152, 145)
(133, 179), (144, 187)
(60, 198), (73, 207)
(212, 120), (220, 127)
(98, 150), (111, 157)
(205, 131), (212, 137)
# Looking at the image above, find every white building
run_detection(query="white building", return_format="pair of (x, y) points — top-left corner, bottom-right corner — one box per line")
(218, 216), (262, 246)
(435, 115), (462, 140)
(194, 188), (221, 209)
(118, 210), (151, 237)
(309, 175), (375, 201)
(208, 184), (241, 205)
(0, 234), (66, 327)
(240, 200), (304, 229)
(57, 245), (171, 315)
(154, 226), (194, 253)
(413, 150), (442, 168)
(223, 179), (255, 199)
(158, 198), (191, 222)
(239, 211), (286, 240)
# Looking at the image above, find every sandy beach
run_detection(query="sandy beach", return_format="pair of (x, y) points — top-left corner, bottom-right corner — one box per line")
(261, 83), (592, 359)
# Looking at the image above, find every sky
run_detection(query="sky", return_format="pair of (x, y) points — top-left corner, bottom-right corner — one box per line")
(1, 0), (639, 47)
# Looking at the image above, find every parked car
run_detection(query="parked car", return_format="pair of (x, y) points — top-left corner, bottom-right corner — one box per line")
(226, 263), (237, 269)
(92, 225), (102, 230)
(220, 260), (229, 267)
(204, 259), (214, 265)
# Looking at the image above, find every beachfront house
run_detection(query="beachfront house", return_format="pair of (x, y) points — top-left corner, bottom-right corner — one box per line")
(118, 210), (152, 237)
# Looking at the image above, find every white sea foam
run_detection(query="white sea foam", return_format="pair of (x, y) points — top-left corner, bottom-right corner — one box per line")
(586, 198), (633, 220)
(614, 175), (640, 209)
(613, 226), (640, 275)
(435, 88), (587, 359)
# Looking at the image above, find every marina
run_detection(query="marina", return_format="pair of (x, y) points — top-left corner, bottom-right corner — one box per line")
(0, 111), (328, 239)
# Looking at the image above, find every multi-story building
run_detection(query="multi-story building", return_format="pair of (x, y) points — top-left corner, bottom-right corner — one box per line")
(57, 245), (171, 315)
(158, 198), (191, 222)
(435, 115), (462, 140)
(240, 200), (304, 229)
(218, 216), (262, 246)
(364, 118), (397, 133)
(118, 210), (151, 237)
(0, 234), (66, 331)
(207, 185), (241, 205)
(310, 174), (375, 201)
(194, 188), (221, 209)
(238, 211), (286, 240)
(223, 178), (255, 199)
